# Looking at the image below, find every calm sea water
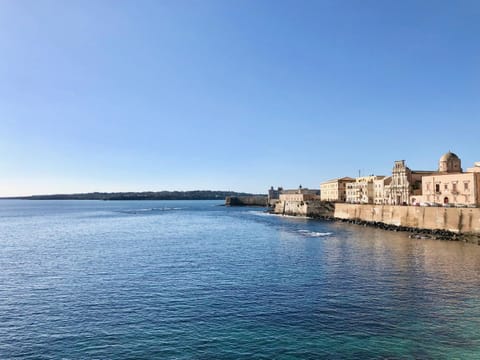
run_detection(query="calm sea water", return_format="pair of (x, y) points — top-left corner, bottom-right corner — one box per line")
(1, 200), (480, 359)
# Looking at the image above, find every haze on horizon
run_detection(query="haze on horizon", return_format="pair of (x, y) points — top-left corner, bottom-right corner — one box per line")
(1, 0), (479, 197)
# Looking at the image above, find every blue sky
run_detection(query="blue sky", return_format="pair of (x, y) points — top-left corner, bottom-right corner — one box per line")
(1, 0), (479, 196)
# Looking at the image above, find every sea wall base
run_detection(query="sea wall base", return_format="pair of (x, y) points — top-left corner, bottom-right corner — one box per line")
(272, 200), (480, 243)
(273, 200), (335, 218)
(334, 204), (480, 244)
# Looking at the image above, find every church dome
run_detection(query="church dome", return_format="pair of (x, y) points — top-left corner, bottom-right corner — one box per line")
(439, 151), (462, 173)
(440, 151), (460, 162)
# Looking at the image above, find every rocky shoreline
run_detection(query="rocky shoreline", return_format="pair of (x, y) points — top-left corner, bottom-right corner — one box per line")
(269, 209), (480, 245)
(332, 218), (480, 244)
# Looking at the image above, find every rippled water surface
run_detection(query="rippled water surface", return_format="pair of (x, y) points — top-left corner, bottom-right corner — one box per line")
(1, 200), (480, 359)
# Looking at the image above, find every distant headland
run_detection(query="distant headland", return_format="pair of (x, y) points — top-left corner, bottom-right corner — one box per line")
(1, 191), (263, 201)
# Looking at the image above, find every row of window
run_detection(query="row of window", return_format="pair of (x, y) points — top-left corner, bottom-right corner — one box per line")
(427, 182), (469, 192)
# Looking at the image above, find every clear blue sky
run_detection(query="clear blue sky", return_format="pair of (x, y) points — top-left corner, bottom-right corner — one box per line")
(1, 0), (479, 196)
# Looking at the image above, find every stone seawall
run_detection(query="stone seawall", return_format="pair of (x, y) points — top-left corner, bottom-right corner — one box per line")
(272, 200), (480, 243)
(273, 200), (334, 218)
(334, 204), (480, 236)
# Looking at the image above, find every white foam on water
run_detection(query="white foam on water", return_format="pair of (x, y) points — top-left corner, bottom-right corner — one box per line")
(121, 207), (183, 214)
(297, 229), (333, 237)
(310, 232), (333, 237)
(248, 211), (276, 217)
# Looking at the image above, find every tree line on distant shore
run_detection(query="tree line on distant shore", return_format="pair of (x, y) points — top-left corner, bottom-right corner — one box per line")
(3, 191), (262, 201)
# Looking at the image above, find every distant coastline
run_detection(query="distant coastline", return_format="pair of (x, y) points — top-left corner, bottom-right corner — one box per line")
(1, 191), (264, 201)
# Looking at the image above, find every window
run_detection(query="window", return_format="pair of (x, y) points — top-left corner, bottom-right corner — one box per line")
(452, 183), (457, 192)
(465, 182), (469, 190)
(435, 184), (440, 192)
(444, 184), (448, 190)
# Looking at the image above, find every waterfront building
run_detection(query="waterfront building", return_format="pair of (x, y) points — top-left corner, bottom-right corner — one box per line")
(467, 162), (480, 173)
(268, 186), (283, 206)
(279, 186), (320, 202)
(320, 177), (355, 202)
(421, 153), (480, 206)
(346, 183), (358, 203)
(374, 176), (392, 204)
(346, 176), (385, 204)
(389, 160), (435, 205)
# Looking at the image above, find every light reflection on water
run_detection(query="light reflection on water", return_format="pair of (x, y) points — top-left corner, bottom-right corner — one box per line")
(1, 200), (480, 359)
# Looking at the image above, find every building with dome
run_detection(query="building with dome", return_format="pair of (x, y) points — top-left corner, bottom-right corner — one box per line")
(438, 151), (462, 173)
(318, 152), (479, 206)
(420, 152), (480, 206)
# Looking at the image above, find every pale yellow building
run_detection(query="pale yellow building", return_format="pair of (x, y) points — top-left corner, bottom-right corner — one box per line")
(346, 175), (385, 204)
(374, 176), (392, 204)
(279, 186), (320, 202)
(422, 173), (480, 205)
(421, 153), (480, 206)
(320, 177), (355, 202)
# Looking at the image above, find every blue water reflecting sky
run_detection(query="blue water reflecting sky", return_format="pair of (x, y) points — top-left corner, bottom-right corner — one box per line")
(1, 200), (480, 359)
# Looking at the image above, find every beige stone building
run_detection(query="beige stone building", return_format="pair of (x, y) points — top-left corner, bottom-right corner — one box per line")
(467, 162), (480, 173)
(389, 160), (435, 205)
(279, 186), (320, 202)
(421, 152), (480, 206)
(346, 175), (385, 204)
(320, 177), (355, 202)
(374, 176), (392, 204)
(267, 186), (283, 206)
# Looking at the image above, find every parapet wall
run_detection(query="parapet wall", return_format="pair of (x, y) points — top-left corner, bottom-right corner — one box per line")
(334, 204), (480, 234)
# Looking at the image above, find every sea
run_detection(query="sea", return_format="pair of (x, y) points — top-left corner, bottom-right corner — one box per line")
(1, 200), (480, 359)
